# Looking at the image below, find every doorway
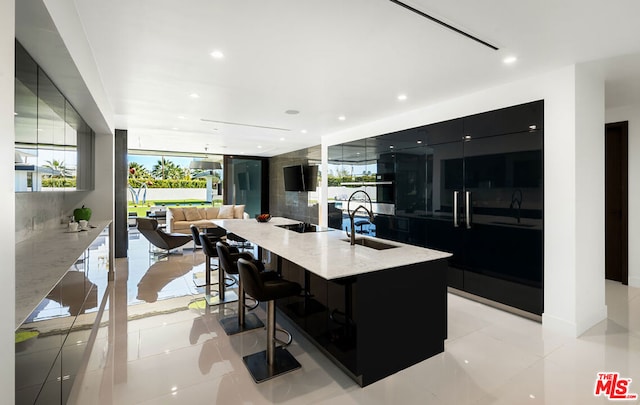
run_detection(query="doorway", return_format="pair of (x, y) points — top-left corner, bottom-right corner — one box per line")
(605, 121), (628, 284)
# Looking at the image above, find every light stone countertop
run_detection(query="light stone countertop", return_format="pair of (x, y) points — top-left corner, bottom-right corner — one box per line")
(213, 217), (452, 280)
(15, 219), (112, 330)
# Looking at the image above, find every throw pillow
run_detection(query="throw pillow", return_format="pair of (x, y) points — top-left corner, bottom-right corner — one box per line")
(233, 205), (245, 219)
(168, 207), (185, 221)
(183, 207), (203, 221)
(204, 207), (219, 220)
(217, 205), (235, 219)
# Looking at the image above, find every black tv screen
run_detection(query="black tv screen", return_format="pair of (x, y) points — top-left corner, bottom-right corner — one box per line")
(283, 165), (304, 191)
(304, 165), (318, 191)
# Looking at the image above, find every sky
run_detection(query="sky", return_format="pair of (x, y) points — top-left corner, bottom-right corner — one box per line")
(128, 154), (195, 171)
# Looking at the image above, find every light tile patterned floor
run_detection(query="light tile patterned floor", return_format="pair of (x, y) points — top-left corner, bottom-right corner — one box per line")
(71, 232), (640, 404)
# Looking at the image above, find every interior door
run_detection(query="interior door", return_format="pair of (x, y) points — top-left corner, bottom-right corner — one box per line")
(605, 121), (628, 284)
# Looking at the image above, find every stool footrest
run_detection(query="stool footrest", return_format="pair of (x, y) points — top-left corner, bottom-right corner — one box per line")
(274, 327), (293, 347)
(242, 347), (301, 383)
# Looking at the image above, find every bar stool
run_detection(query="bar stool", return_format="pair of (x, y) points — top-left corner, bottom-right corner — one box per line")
(199, 234), (237, 305)
(216, 241), (278, 335)
(237, 258), (302, 383)
(190, 225), (203, 249)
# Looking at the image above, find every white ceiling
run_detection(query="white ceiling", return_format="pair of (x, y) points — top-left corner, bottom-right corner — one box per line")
(62, 0), (640, 156)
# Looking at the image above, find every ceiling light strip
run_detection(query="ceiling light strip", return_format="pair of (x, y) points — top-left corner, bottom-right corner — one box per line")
(388, 0), (499, 51)
(200, 118), (291, 131)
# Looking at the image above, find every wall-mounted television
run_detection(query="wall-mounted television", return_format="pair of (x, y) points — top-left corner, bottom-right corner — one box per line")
(284, 165), (304, 191)
(303, 165), (318, 191)
(283, 164), (318, 191)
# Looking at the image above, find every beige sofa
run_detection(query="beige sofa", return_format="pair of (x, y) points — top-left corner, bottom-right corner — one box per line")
(165, 204), (249, 234)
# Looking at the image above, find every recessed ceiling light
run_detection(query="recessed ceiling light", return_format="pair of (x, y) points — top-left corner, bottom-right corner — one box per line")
(397, 94), (408, 101)
(417, 140), (423, 144)
(178, 115), (186, 119)
(389, 145), (394, 149)
(285, 109), (300, 115)
(172, 127), (179, 130)
(464, 135), (472, 140)
(279, 137), (285, 141)
(529, 125), (537, 130)
(338, 115), (346, 121)
(257, 145), (262, 149)
(301, 129), (307, 134)
(210, 50), (224, 59)
(503, 55), (517, 65)
(189, 93), (199, 98)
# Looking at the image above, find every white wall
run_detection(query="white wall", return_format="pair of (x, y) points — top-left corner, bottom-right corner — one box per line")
(321, 64), (608, 337)
(42, 0), (114, 133)
(1, 0), (16, 402)
(573, 65), (607, 332)
(126, 188), (209, 203)
(606, 103), (640, 287)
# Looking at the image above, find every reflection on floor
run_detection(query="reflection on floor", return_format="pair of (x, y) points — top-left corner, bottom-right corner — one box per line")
(70, 231), (640, 404)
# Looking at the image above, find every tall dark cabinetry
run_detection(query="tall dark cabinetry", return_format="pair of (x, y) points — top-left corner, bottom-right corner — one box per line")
(366, 101), (544, 315)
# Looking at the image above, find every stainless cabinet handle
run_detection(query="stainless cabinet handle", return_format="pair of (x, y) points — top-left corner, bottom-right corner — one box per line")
(465, 191), (472, 229)
(453, 191), (459, 227)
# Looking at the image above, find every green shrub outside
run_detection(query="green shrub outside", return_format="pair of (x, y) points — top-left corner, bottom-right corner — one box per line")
(327, 174), (376, 187)
(42, 178), (76, 187)
(128, 178), (207, 188)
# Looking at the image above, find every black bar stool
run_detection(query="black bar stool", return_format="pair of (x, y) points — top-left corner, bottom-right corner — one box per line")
(190, 224), (204, 249)
(237, 258), (302, 383)
(199, 234), (237, 306)
(216, 241), (279, 335)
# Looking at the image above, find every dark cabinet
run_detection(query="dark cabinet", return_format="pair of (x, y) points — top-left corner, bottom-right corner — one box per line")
(378, 100), (544, 315)
(463, 100), (543, 139)
(329, 100), (544, 315)
(429, 101), (544, 314)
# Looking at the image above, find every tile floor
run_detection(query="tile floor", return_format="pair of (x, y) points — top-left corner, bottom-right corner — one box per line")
(70, 232), (640, 404)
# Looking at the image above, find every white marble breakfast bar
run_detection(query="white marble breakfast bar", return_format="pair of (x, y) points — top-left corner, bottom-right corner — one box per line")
(213, 217), (452, 387)
(213, 217), (451, 279)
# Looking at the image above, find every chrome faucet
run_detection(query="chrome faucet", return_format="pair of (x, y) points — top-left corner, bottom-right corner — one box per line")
(345, 190), (375, 245)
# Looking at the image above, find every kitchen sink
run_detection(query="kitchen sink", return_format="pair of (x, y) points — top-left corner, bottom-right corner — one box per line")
(341, 238), (399, 250)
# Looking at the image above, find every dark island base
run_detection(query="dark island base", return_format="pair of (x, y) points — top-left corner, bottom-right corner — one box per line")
(275, 257), (448, 387)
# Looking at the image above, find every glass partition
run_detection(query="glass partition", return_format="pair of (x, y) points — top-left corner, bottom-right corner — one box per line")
(224, 156), (268, 218)
(14, 40), (95, 192)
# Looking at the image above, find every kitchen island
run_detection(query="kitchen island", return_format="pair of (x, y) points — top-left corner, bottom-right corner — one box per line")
(213, 217), (451, 386)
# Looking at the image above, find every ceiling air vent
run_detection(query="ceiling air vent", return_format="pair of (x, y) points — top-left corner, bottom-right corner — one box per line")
(389, 0), (498, 51)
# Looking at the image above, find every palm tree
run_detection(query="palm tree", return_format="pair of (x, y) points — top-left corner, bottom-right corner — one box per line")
(165, 164), (185, 180)
(151, 157), (180, 180)
(43, 159), (71, 178)
(128, 162), (151, 179)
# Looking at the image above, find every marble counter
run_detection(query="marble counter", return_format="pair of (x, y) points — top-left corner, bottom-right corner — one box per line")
(213, 217), (451, 280)
(15, 219), (112, 329)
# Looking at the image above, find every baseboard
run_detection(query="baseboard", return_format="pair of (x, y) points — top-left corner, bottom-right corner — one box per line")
(542, 304), (608, 337)
(628, 275), (640, 288)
